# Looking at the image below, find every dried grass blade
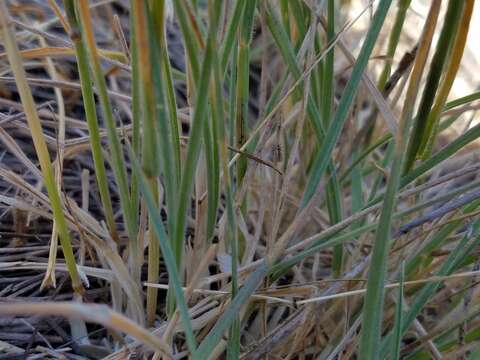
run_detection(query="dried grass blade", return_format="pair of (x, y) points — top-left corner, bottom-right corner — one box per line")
(0, 302), (171, 358)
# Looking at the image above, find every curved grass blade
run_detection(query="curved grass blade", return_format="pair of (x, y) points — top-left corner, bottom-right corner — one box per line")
(0, 302), (171, 357)
(0, 2), (83, 294)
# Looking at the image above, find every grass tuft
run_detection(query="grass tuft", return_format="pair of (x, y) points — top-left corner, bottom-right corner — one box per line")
(0, 1), (479, 358)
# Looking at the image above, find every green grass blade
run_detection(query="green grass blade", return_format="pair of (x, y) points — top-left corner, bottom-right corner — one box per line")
(77, 0), (136, 240)
(212, 48), (241, 358)
(322, 0), (344, 276)
(129, 148), (197, 353)
(150, 0), (183, 186)
(377, 0), (412, 90)
(263, 4), (344, 249)
(220, 0), (246, 73)
(380, 215), (480, 357)
(63, 0), (119, 243)
(170, 1), (222, 310)
(289, 0), (308, 44)
(321, 0), (335, 128)
(235, 0), (256, 186)
(203, 114), (220, 242)
(228, 2), (256, 354)
(344, 88), (480, 185)
(131, 2), (163, 323)
(128, 0), (141, 225)
(401, 121), (480, 189)
(171, 1), (201, 81)
(272, 171), (480, 281)
(392, 261), (405, 360)
(420, 0), (474, 159)
(403, 0), (465, 172)
(444, 90), (480, 111)
(359, 2), (440, 355)
(194, 262), (270, 359)
(404, 196), (480, 278)
(364, 0), (411, 143)
(300, 0), (393, 208)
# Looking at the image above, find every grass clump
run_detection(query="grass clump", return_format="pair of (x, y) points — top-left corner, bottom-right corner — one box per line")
(0, 1), (479, 359)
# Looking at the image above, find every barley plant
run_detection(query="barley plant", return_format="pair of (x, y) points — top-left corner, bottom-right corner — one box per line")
(0, 0), (480, 359)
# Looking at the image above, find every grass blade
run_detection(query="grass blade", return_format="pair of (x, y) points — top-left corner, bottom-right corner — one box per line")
(0, 2), (83, 294)
(63, 0), (119, 242)
(403, 0), (465, 172)
(380, 214), (480, 357)
(322, 0), (344, 276)
(391, 262), (405, 360)
(129, 147), (197, 353)
(0, 302), (171, 357)
(359, 2), (441, 357)
(300, 0), (393, 208)
(194, 262), (270, 359)
(420, 0), (475, 158)
(76, 0), (136, 241)
(169, 0), (222, 312)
